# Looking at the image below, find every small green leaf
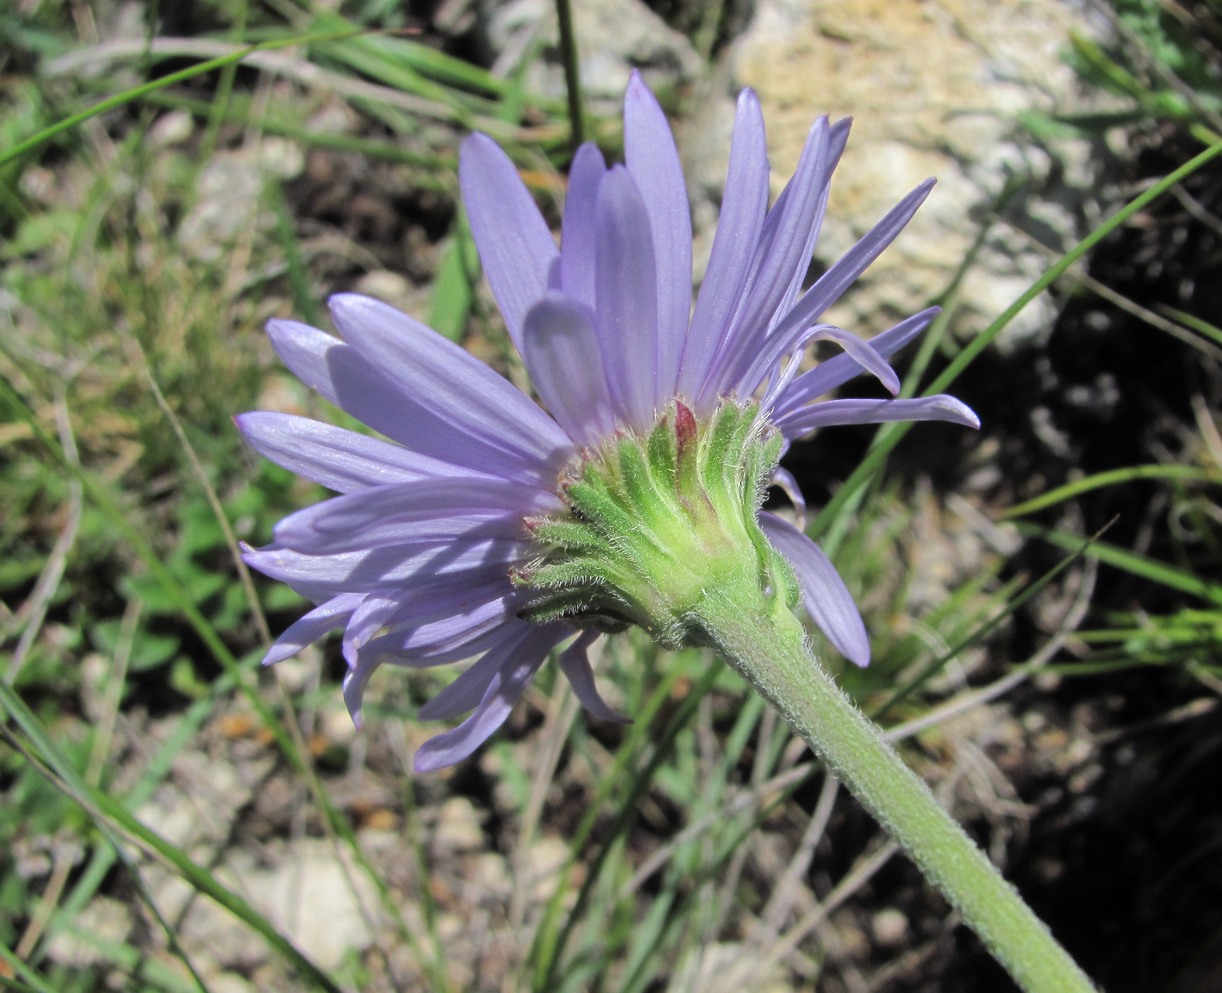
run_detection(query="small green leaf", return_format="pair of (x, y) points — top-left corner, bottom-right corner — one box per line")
(427, 219), (480, 342)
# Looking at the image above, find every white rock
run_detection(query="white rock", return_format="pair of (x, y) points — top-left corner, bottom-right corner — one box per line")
(711, 0), (1105, 350)
(482, 0), (702, 111)
(669, 941), (790, 993)
(430, 796), (485, 856)
(872, 906), (911, 948)
(177, 140), (304, 263)
(248, 840), (380, 972)
(521, 834), (570, 904)
(45, 896), (133, 968)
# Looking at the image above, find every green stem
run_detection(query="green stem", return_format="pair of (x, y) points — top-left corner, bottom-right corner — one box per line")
(696, 580), (1099, 993)
(554, 0), (585, 154)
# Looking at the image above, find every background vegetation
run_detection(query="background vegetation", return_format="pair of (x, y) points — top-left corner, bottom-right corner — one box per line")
(2, 2), (1219, 991)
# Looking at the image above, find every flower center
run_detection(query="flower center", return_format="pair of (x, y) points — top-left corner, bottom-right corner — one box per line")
(514, 399), (799, 650)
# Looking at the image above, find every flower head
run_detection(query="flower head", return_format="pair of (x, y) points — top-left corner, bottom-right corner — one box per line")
(239, 72), (978, 772)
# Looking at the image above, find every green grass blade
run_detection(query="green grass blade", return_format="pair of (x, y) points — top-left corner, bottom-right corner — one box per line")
(1003, 464), (1221, 518)
(1, 29), (366, 171)
(1159, 304), (1222, 348)
(1023, 523), (1222, 606)
(427, 212), (480, 341)
(0, 943), (60, 993)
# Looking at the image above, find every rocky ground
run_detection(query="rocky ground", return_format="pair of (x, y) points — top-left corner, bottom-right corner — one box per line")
(7, 1), (1222, 991)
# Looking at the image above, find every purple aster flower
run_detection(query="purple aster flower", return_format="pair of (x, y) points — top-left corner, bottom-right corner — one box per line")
(238, 72), (978, 772)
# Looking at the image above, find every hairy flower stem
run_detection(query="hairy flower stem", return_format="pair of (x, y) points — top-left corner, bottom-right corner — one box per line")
(696, 578), (1099, 993)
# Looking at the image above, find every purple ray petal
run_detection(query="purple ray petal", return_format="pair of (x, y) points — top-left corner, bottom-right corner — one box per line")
(624, 71), (691, 397)
(369, 625), (513, 670)
(413, 625), (569, 771)
(373, 589), (517, 660)
(459, 133), (560, 353)
(680, 87), (769, 400)
(809, 326), (900, 396)
(595, 166), (661, 430)
(755, 323), (900, 415)
(738, 317), (903, 410)
(417, 653), (502, 723)
(380, 573), (513, 628)
(243, 539), (524, 596)
(342, 616), (532, 728)
(329, 294), (572, 474)
(342, 592), (406, 666)
(416, 622), (536, 721)
(730, 321), (829, 406)
(772, 117), (851, 320)
(560, 143), (608, 310)
(262, 592), (364, 665)
(265, 317), (555, 485)
(776, 395), (981, 439)
(696, 118), (830, 408)
(558, 631), (630, 723)
(235, 412), (471, 494)
(768, 466), (808, 528)
(522, 293), (615, 446)
(759, 512), (869, 667)
(271, 477), (555, 554)
(773, 179), (935, 343)
(772, 307), (940, 419)
(264, 318), (396, 430)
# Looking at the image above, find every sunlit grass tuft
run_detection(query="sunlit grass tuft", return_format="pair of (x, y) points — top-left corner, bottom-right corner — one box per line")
(3, 1), (1221, 991)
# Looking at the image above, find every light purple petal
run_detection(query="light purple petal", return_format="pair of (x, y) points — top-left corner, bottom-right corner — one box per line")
(353, 576), (518, 667)
(759, 512), (869, 667)
(558, 632), (630, 723)
(417, 653), (503, 723)
(264, 318), (403, 437)
(265, 316), (555, 485)
(243, 539), (524, 596)
(329, 294), (571, 477)
(460, 133), (560, 352)
(772, 307), (940, 419)
(413, 624), (569, 771)
(772, 117), (851, 320)
(271, 477), (555, 554)
(559, 143), (608, 310)
(381, 573), (513, 628)
(416, 622), (536, 720)
(341, 614), (530, 727)
(342, 663), (374, 730)
(235, 412), (470, 494)
(680, 87), (769, 399)
(369, 625), (513, 670)
(808, 327), (900, 395)
(768, 466), (808, 528)
(776, 395), (981, 438)
(371, 590), (518, 661)
(624, 71), (690, 397)
(728, 321), (828, 408)
(522, 293), (614, 446)
(343, 593), (406, 666)
(739, 318), (902, 413)
(772, 179), (935, 343)
(595, 166), (661, 430)
(262, 592), (364, 665)
(696, 118), (830, 409)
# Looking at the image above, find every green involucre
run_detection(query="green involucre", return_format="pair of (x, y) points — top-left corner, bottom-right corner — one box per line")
(517, 400), (798, 648)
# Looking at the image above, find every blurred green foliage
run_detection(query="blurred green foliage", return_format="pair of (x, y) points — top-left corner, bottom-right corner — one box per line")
(2, 1), (1219, 991)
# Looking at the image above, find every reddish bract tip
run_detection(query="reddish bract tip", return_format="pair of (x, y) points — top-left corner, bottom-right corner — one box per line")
(675, 400), (697, 455)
